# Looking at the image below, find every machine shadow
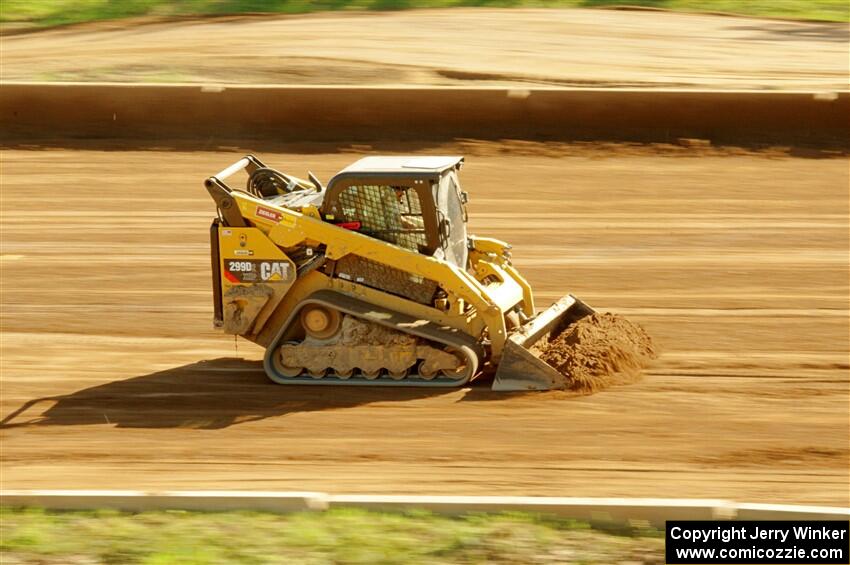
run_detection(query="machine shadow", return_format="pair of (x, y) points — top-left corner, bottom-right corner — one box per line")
(0, 358), (481, 431)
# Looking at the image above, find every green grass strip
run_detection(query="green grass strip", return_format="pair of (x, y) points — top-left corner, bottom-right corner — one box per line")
(1, 506), (663, 564)
(1, 0), (848, 26)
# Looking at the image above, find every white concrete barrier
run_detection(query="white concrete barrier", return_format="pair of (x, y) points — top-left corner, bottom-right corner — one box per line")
(2, 490), (848, 525)
(735, 502), (850, 521)
(0, 490), (327, 513)
(328, 495), (736, 527)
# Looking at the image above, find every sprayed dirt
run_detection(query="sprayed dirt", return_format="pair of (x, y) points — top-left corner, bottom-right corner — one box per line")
(539, 313), (657, 392)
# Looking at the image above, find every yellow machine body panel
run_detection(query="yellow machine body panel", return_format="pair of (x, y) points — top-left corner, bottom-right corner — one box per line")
(217, 226), (296, 337)
(216, 188), (530, 358)
(254, 195), (521, 359)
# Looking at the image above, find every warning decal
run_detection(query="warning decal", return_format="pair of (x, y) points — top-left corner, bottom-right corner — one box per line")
(255, 206), (282, 222)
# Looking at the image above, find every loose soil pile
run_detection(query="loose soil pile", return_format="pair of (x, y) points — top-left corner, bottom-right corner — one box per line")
(539, 313), (658, 392)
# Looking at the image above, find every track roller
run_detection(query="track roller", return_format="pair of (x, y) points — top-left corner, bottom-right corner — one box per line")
(419, 362), (438, 380)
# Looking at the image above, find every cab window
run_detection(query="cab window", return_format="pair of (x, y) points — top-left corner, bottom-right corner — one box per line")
(333, 184), (428, 252)
(438, 173), (468, 267)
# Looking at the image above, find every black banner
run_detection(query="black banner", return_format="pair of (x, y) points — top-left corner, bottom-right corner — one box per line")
(666, 521), (849, 564)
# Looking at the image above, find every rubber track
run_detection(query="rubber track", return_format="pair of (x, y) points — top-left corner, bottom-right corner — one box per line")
(263, 290), (483, 387)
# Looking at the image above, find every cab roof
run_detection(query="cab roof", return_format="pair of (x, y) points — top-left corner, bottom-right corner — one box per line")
(326, 156), (464, 192)
(335, 156), (464, 176)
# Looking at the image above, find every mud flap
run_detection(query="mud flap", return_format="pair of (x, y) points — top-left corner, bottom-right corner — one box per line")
(492, 294), (595, 391)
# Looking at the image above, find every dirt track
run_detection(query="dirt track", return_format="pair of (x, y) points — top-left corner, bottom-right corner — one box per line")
(2, 8), (848, 90)
(1, 145), (847, 504)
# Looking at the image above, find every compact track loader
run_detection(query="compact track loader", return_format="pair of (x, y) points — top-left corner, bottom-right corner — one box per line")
(205, 155), (594, 391)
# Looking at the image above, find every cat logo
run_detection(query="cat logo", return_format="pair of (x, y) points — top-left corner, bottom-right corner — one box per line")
(260, 261), (290, 282)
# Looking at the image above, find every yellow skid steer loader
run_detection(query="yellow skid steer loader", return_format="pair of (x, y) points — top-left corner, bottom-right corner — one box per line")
(205, 155), (594, 390)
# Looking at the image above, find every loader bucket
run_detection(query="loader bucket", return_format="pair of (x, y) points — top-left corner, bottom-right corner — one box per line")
(492, 294), (595, 391)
